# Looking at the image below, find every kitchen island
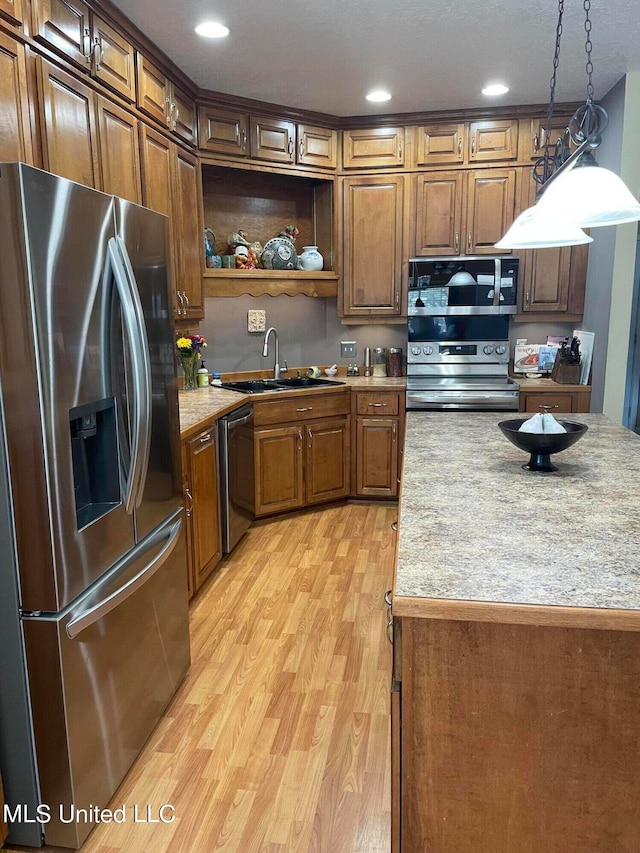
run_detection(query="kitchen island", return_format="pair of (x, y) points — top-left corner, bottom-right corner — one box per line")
(392, 412), (640, 853)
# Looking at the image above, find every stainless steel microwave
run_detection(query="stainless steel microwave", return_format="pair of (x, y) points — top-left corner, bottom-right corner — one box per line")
(408, 256), (519, 315)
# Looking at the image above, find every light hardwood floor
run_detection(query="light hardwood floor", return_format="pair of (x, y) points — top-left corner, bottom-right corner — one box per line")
(6, 503), (395, 853)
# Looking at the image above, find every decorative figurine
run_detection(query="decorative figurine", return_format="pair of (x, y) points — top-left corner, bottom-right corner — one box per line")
(260, 224), (300, 270)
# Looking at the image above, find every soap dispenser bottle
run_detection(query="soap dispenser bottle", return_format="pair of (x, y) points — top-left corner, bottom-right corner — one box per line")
(197, 361), (209, 387)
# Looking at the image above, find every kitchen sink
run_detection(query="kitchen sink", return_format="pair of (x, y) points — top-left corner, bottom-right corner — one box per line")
(219, 379), (283, 394)
(220, 377), (345, 394)
(275, 377), (345, 388)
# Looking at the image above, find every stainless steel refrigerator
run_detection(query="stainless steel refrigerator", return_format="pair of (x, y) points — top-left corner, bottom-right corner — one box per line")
(0, 163), (190, 848)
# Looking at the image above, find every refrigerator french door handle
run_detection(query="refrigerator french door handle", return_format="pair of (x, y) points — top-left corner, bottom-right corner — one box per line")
(107, 237), (152, 513)
(66, 518), (182, 639)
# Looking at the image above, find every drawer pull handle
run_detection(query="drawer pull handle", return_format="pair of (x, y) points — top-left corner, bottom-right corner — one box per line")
(199, 434), (211, 443)
(369, 402), (387, 407)
(390, 521), (397, 531)
(296, 407), (313, 412)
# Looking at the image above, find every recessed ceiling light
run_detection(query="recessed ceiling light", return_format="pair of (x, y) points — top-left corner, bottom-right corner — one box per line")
(366, 90), (392, 103)
(195, 21), (229, 38)
(482, 83), (509, 96)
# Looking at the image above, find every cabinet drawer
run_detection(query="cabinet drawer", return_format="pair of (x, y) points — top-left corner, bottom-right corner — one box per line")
(354, 392), (400, 416)
(254, 391), (349, 426)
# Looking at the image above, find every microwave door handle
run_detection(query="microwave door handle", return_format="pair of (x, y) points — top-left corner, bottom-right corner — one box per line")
(107, 238), (152, 513)
(494, 258), (501, 307)
(66, 518), (182, 639)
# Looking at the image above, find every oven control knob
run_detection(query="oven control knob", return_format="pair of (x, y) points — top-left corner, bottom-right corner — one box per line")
(410, 345), (422, 356)
(422, 345), (434, 356)
(495, 344), (507, 355)
(483, 345), (495, 355)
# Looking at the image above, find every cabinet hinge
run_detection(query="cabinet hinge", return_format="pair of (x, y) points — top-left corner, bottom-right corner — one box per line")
(391, 678), (401, 693)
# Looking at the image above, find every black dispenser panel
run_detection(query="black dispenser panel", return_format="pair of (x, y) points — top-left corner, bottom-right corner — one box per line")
(70, 398), (120, 530)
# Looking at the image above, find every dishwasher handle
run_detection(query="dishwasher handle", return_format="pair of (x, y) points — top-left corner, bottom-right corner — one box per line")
(224, 404), (253, 429)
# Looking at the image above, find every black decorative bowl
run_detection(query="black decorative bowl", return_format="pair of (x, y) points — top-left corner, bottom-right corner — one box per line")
(498, 419), (588, 472)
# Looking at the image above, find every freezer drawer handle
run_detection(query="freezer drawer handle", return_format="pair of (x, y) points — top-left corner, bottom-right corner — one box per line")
(66, 519), (182, 639)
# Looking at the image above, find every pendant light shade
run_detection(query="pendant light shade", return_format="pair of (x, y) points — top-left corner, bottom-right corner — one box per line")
(494, 206), (593, 249)
(535, 155), (640, 227)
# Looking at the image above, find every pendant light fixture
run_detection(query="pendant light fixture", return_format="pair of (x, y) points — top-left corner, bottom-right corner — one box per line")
(496, 0), (640, 250)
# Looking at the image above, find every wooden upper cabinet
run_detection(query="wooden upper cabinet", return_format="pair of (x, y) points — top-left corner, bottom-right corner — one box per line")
(342, 126), (405, 168)
(136, 53), (169, 125)
(465, 168), (517, 253)
(96, 96), (140, 203)
(469, 119), (519, 162)
(198, 105), (248, 157)
(173, 148), (204, 319)
(298, 124), (337, 169)
(250, 115), (295, 164)
(139, 125), (203, 321)
(198, 106), (336, 170)
(0, 31), (33, 162)
(37, 57), (99, 188)
(0, 0), (23, 25)
(32, 1), (135, 100)
(136, 53), (195, 143)
(524, 114), (574, 161)
(516, 174), (588, 318)
(32, 0), (90, 66)
(341, 174), (406, 316)
(415, 123), (465, 166)
(414, 168), (516, 256)
(415, 171), (464, 255)
(171, 83), (197, 145)
(91, 14), (135, 101)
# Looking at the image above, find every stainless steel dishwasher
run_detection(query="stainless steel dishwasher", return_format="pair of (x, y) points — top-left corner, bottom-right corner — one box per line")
(218, 403), (255, 553)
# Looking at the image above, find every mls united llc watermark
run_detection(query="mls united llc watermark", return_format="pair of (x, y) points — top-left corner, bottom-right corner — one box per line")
(4, 803), (176, 825)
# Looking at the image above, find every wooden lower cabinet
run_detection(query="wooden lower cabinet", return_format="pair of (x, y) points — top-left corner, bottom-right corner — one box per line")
(254, 416), (350, 516)
(352, 391), (403, 497)
(182, 425), (222, 598)
(518, 384), (591, 413)
(393, 614), (640, 852)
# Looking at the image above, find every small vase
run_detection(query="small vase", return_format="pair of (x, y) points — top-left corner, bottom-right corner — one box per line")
(180, 353), (199, 390)
(298, 245), (324, 271)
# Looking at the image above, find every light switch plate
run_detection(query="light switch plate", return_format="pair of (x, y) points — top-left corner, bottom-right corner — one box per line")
(247, 309), (266, 333)
(341, 340), (356, 358)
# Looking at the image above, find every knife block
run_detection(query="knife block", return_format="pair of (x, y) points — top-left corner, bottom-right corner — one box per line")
(551, 355), (581, 384)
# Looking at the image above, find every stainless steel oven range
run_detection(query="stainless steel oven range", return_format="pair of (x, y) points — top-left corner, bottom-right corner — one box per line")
(406, 257), (520, 411)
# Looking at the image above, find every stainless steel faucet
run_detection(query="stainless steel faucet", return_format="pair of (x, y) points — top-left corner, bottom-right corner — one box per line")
(262, 327), (288, 378)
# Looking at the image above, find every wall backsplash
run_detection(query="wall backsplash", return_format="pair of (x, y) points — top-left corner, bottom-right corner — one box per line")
(200, 296), (407, 374)
(199, 295), (580, 377)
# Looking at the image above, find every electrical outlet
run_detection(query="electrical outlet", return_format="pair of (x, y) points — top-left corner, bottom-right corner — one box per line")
(341, 340), (356, 358)
(247, 309), (266, 333)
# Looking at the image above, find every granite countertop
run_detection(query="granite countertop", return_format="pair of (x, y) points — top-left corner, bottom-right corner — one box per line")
(396, 412), (640, 611)
(179, 375), (406, 439)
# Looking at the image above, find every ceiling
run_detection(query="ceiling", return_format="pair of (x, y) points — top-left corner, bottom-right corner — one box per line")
(111, 0), (640, 118)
